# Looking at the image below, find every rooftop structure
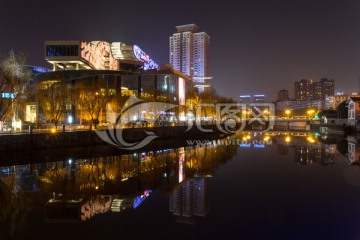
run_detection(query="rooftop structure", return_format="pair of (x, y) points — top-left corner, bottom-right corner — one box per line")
(45, 40), (159, 71)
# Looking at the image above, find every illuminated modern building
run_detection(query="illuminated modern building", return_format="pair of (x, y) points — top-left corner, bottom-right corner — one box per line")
(169, 24), (211, 92)
(8, 66), (52, 124)
(20, 41), (190, 126)
(34, 66), (190, 124)
(45, 40), (159, 71)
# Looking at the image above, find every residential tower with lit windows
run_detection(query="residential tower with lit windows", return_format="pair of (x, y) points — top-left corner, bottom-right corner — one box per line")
(169, 24), (211, 92)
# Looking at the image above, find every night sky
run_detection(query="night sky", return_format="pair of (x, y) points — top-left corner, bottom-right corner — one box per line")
(1, 0), (360, 101)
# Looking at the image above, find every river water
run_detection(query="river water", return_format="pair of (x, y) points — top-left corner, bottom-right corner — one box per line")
(1, 132), (360, 240)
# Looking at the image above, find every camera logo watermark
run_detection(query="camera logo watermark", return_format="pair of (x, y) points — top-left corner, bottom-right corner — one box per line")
(188, 103), (275, 134)
(96, 96), (275, 150)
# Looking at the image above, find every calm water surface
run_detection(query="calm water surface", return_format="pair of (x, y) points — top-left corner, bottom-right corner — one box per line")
(1, 132), (360, 240)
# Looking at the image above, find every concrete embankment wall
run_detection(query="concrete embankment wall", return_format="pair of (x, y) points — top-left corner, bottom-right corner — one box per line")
(0, 125), (228, 152)
(273, 121), (308, 131)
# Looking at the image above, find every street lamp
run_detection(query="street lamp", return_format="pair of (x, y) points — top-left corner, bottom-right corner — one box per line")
(242, 110), (250, 119)
(307, 136), (316, 143)
(263, 109), (269, 118)
(68, 115), (73, 130)
(285, 110), (291, 119)
(307, 109), (315, 119)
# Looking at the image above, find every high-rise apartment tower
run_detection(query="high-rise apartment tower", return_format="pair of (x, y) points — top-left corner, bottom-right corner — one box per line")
(169, 24), (211, 92)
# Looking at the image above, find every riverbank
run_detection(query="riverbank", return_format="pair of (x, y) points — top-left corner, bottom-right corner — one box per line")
(0, 125), (229, 152)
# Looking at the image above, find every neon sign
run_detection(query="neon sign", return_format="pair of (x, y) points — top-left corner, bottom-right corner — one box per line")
(133, 190), (152, 209)
(179, 77), (185, 106)
(179, 152), (185, 183)
(31, 66), (51, 73)
(133, 45), (159, 70)
(1, 93), (14, 99)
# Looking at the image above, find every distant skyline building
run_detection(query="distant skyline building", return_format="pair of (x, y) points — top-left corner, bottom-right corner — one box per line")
(277, 89), (289, 101)
(313, 81), (322, 100)
(239, 94), (265, 103)
(169, 24), (211, 92)
(253, 94), (265, 103)
(294, 78), (334, 101)
(294, 79), (313, 100)
(320, 78), (335, 99)
(239, 95), (251, 104)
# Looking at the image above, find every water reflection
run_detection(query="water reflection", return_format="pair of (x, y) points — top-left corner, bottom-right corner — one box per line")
(274, 134), (336, 165)
(0, 166), (30, 236)
(169, 177), (210, 225)
(3, 132), (360, 238)
(0, 139), (237, 236)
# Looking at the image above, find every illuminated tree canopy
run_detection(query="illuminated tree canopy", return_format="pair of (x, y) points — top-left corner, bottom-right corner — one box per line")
(0, 50), (31, 121)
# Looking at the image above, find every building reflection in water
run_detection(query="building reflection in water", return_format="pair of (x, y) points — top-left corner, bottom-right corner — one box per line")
(5, 133), (360, 234)
(347, 138), (360, 165)
(0, 138), (237, 233)
(294, 145), (335, 166)
(275, 134), (336, 166)
(169, 177), (209, 225)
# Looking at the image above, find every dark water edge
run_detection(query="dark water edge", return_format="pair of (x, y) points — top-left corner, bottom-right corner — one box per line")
(0, 135), (227, 167)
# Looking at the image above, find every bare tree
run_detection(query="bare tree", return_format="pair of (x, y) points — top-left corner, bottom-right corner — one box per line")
(0, 50), (32, 121)
(186, 87), (236, 121)
(77, 80), (115, 128)
(36, 82), (71, 126)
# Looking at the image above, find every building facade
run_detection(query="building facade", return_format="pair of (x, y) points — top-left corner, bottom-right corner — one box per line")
(347, 97), (360, 125)
(320, 78), (335, 99)
(33, 66), (191, 125)
(169, 24), (211, 92)
(276, 99), (323, 111)
(324, 93), (360, 110)
(277, 89), (289, 101)
(294, 79), (313, 100)
(253, 94), (265, 103)
(239, 94), (265, 104)
(169, 178), (209, 224)
(45, 40), (159, 71)
(239, 95), (251, 104)
(294, 78), (335, 101)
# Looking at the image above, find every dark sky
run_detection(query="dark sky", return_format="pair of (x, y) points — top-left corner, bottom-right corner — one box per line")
(1, 0), (360, 101)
